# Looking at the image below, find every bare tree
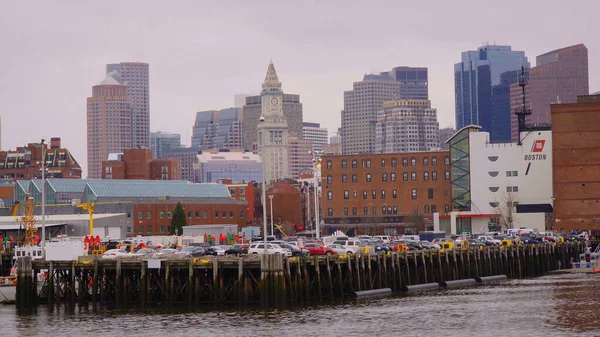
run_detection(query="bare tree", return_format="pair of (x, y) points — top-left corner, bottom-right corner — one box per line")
(496, 190), (516, 231)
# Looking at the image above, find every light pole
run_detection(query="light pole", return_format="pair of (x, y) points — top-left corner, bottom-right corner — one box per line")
(41, 139), (47, 258)
(259, 117), (268, 254)
(310, 150), (322, 240)
(269, 194), (274, 236)
(305, 183), (311, 237)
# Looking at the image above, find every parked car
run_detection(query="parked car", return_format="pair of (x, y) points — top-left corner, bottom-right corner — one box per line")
(327, 244), (356, 255)
(303, 243), (337, 256)
(176, 247), (205, 257)
(225, 244), (250, 256)
(156, 248), (178, 255)
(248, 243), (291, 257)
(277, 243), (310, 256)
(204, 246), (226, 256)
(102, 249), (129, 259)
(420, 241), (441, 250)
(132, 248), (155, 256)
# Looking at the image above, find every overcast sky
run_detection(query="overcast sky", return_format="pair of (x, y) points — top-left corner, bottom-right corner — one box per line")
(1, 0), (598, 177)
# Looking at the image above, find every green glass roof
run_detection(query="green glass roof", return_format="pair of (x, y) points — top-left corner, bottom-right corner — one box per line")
(30, 180), (42, 192)
(47, 179), (95, 193)
(85, 180), (230, 199)
(16, 180), (31, 192)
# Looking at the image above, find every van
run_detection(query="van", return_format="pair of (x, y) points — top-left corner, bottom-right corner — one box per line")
(400, 235), (420, 242)
(373, 236), (391, 243)
(333, 239), (363, 252)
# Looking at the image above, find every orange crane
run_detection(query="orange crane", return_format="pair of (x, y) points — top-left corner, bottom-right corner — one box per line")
(10, 201), (20, 216)
(75, 201), (132, 236)
(18, 196), (36, 246)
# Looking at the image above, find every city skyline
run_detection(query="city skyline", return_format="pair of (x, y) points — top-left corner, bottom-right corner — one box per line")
(1, 1), (598, 176)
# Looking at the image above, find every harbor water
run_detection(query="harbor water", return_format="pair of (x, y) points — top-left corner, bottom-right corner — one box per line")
(1, 273), (598, 337)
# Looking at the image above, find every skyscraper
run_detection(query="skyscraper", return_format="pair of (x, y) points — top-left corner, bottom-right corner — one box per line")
(288, 136), (313, 178)
(150, 131), (181, 159)
(302, 122), (328, 159)
(509, 44), (589, 142)
(191, 108), (243, 150)
(454, 45), (529, 142)
(106, 62), (150, 149)
(256, 62), (289, 183)
(86, 74), (132, 178)
(375, 99), (440, 153)
(341, 66), (428, 154)
(243, 88), (303, 151)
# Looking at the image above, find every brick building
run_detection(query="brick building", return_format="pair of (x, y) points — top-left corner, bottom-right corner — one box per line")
(321, 151), (452, 235)
(266, 180), (306, 231)
(102, 149), (178, 180)
(219, 179), (255, 225)
(551, 94), (600, 234)
(0, 138), (82, 180)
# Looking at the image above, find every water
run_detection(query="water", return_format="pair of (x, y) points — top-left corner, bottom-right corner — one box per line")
(1, 274), (599, 337)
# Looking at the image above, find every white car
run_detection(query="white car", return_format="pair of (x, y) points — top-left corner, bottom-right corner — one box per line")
(248, 243), (292, 257)
(102, 249), (129, 259)
(211, 246), (226, 256)
(327, 244), (356, 255)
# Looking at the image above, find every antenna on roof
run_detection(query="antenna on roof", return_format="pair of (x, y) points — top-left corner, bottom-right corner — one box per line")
(515, 65), (532, 146)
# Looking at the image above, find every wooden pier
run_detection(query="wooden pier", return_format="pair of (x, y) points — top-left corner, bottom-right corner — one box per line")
(15, 243), (583, 310)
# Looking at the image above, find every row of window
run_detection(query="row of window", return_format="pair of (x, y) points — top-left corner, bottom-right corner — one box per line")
(330, 171), (450, 184)
(327, 204), (451, 216)
(327, 156), (450, 170)
(331, 188), (446, 201)
(137, 210), (245, 220)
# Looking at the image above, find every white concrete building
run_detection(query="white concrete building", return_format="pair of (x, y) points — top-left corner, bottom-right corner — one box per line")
(195, 150), (262, 183)
(435, 125), (553, 234)
(256, 62), (290, 184)
(302, 122), (328, 159)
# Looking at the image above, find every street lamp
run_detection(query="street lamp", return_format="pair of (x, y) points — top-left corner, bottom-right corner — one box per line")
(269, 194), (274, 236)
(259, 116), (268, 254)
(309, 150), (322, 239)
(41, 139), (47, 258)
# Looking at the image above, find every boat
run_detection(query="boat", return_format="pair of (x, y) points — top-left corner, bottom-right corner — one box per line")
(570, 244), (600, 274)
(0, 275), (16, 304)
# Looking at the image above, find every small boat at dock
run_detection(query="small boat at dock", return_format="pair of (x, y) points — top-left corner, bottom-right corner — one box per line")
(571, 244), (600, 274)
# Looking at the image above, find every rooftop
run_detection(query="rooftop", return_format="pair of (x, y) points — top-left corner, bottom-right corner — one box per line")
(85, 180), (231, 199)
(198, 151), (262, 163)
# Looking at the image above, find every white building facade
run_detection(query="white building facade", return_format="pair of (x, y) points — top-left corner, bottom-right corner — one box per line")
(435, 125), (553, 234)
(256, 62), (289, 184)
(302, 122), (328, 159)
(194, 150), (262, 183)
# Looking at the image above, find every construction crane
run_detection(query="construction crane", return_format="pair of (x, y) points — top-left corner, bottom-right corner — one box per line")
(10, 201), (20, 216)
(75, 201), (131, 236)
(18, 196), (36, 246)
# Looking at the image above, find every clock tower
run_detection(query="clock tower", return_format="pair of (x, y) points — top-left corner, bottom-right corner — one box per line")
(257, 61), (289, 184)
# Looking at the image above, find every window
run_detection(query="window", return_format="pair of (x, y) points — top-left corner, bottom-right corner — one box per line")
(127, 227), (132, 233)
(393, 206), (397, 214)
(382, 173), (388, 182)
(411, 188), (417, 199)
(366, 173), (372, 182)
(352, 160), (357, 168)
(352, 207), (357, 216)
(363, 190), (368, 199)
(393, 189), (397, 199)
(444, 190), (449, 196)
(414, 205), (419, 213)
(428, 188), (434, 199)
(444, 156), (450, 165)
(146, 211), (151, 219)
(507, 186), (519, 192)
(138, 225), (143, 233)
(327, 175), (332, 184)
(342, 160), (347, 169)
(423, 157), (429, 166)
(203, 210), (208, 218)
(381, 159), (386, 167)
(352, 174), (358, 183)
(402, 157), (408, 167)
(160, 211), (165, 219)
(328, 208), (333, 216)
(230, 188), (236, 195)
(360, 207), (366, 215)
(411, 172), (416, 181)
(366, 159), (371, 168)
(391, 158), (397, 167)
(240, 211), (245, 218)
(411, 157), (416, 166)
(432, 156), (437, 166)
(147, 225), (152, 233)
(513, 171), (518, 176)
(215, 211), (219, 218)
(445, 171), (450, 180)
(327, 191), (333, 200)
(342, 174), (348, 183)
(195, 211), (200, 218)
(506, 171), (519, 177)
(431, 205), (437, 213)
(230, 211), (234, 218)
(187, 211), (192, 218)
(372, 206), (377, 215)
(160, 225), (165, 233)
(403, 172), (408, 181)
(167, 212), (172, 219)
(424, 172), (429, 180)
(327, 160), (332, 169)
(424, 205), (430, 213)
(344, 208), (348, 216)
(382, 206), (387, 215)
(240, 188), (245, 195)
(138, 211), (143, 219)
(353, 191), (357, 199)
(445, 204), (450, 213)
(391, 173), (396, 181)
(432, 171), (437, 180)
(344, 190), (349, 199)
(507, 202), (519, 208)
(372, 190), (376, 199)
(381, 190), (386, 199)
(222, 211), (226, 218)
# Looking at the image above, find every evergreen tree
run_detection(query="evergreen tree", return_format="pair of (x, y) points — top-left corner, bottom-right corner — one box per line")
(169, 202), (187, 235)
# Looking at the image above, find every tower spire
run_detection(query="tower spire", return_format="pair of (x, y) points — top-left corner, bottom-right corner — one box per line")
(262, 61), (281, 89)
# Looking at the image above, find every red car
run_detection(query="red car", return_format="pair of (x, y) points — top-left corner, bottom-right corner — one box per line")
(303, 243), (337, 256)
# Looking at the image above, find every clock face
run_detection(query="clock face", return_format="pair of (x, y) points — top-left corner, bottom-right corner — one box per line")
(271, 97), (279, 105)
